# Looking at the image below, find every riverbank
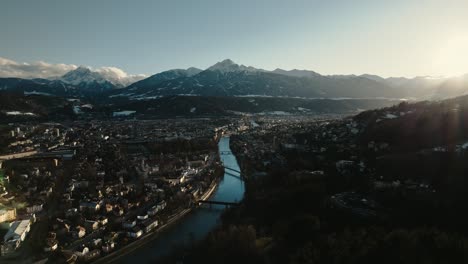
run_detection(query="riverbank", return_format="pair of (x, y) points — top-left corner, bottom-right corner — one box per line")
(93, 177), (220, 264)
(96, 136), (244, 264)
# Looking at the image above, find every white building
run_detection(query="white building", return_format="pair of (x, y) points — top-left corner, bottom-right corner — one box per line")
(127, 227), (143, 238)
(4, 219), (30, 243)
(1, 220), (31, 255)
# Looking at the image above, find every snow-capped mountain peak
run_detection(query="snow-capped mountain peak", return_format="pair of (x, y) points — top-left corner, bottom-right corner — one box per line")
(207, 59), (260, 73)
(61, 66), (107, 86)
(73, 66), (92, 74)
(60, 66), (146, 88)
(272, 68), (322, 78)
(186, 67), (203, 76)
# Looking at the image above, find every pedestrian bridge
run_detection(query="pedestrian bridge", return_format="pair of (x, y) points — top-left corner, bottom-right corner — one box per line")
(224, 166), (241, 174)
(198, 200), (240, 208)
(197, 165), (244, 208)
(223, 166), (243, 181)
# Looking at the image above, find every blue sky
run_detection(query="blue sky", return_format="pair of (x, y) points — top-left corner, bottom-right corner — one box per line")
(1, 0), (468, 77)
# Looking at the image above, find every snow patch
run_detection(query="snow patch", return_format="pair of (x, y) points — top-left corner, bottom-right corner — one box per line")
(24, 91), (53, 96)
(113, 110), (136, 117)
(5, 111), (36, 116)
(109, 93), (134, 98)
(384, 113), (398, 119)
(260, 111), (291, 116)
(462, 142), (468, 149)
(73, 106), (82, 114)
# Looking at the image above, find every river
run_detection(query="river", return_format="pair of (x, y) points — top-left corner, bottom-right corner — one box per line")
(117, 136), (245, 263)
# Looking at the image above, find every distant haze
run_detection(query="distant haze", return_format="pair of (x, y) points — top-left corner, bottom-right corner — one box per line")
(1, 0), (468, 77)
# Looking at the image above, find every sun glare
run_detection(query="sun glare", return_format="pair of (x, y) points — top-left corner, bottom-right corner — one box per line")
(434, 34), (468, 77)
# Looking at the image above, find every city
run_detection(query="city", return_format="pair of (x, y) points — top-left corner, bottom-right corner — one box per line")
(3, 1), (468, 263)
(0, 118), (233, 262)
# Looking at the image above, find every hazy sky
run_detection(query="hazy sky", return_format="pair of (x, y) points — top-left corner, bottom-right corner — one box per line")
(1, 0), (468, 77)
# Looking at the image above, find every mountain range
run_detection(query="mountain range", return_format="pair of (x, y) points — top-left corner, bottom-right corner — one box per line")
(1, 59), (468, 100)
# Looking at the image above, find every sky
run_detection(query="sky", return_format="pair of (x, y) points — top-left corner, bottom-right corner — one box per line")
(1, 0), (468, 78)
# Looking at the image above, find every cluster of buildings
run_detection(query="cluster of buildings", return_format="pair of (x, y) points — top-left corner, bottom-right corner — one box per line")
(0, 124), (65, 158)
(230, 113), (438, 220)
(0, 118), (229, 262)
(0, 164), (55, 256)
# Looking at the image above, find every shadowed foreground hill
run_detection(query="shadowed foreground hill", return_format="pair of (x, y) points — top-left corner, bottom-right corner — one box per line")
(355, 94), (468, 151)
(0, 91), (74, 122)
(104, 96), (401, 117)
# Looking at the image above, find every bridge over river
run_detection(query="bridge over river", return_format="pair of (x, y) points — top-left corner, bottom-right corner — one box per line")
(116, 136), (245, 264)
(196, 164), (244, 208)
